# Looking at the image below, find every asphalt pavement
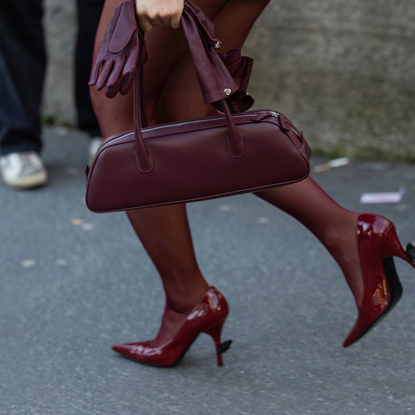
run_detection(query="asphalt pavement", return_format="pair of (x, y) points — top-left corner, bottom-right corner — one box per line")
(1, 126), (415, 415)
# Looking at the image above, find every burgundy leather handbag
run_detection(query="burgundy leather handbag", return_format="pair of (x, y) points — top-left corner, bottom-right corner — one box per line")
(86, 0), (311, 213)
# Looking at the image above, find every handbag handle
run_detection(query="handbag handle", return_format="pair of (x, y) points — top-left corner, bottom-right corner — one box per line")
(134, 0), (245, 173)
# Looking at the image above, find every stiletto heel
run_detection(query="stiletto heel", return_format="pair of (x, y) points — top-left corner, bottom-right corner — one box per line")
(203, 319), (232, 366)
(343, 213), (415, 347)
(405, 243), (415, 263)
(112, 287), (232, 367)
(382, 223), (415, 268)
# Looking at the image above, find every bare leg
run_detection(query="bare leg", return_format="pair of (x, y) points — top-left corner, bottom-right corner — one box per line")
(255, 178), (363, 306)
(91, 0), (271, 346)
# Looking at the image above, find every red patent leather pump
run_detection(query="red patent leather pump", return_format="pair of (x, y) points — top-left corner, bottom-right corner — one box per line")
(343, 213), (415, 347)
(112, 287), (232, 367)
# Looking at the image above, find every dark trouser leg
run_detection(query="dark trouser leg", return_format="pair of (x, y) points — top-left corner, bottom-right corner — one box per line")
(75, 0), (105, 138)
(0, 0), (45, 156)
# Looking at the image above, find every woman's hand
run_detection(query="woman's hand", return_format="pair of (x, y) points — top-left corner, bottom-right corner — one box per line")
(135, 0), (184, 32)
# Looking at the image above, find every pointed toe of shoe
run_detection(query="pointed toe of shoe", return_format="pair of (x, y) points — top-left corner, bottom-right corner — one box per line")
(342, 309), (385, 348)
(111, 341), (175, 367)
(112, 341), (151, 358)
(342, 317), (368, 348)
(112, 343), (131, 355)
(342, 328), (360, 348)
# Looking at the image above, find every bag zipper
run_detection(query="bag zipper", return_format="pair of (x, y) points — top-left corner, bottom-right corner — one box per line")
(251, 111), (278, 122)
(252, 111), (302, 140)
(99, 110), (299, 151)
(99, 112), (261, 150)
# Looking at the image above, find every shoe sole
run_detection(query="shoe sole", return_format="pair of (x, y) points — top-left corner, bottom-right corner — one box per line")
(371, 257), (403, 328)
(3, 171), (47, 189)
(346, 256), (403, 347)
(114, 335), (200, 368)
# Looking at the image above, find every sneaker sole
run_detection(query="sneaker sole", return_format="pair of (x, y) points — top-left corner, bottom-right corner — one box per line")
(3, 171), (48, 189)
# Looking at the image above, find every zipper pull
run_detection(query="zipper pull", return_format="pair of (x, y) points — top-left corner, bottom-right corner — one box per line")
(278, 113), (304, 141)
(251, 111), (279, 122)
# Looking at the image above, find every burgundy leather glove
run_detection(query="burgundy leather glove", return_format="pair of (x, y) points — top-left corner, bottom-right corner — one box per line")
(212, 49), (254, 114)
(89, 0), (147, 98)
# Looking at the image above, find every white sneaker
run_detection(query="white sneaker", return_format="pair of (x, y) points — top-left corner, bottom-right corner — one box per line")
(0, 152), (48, 189)
(88, 137), (104, 164)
